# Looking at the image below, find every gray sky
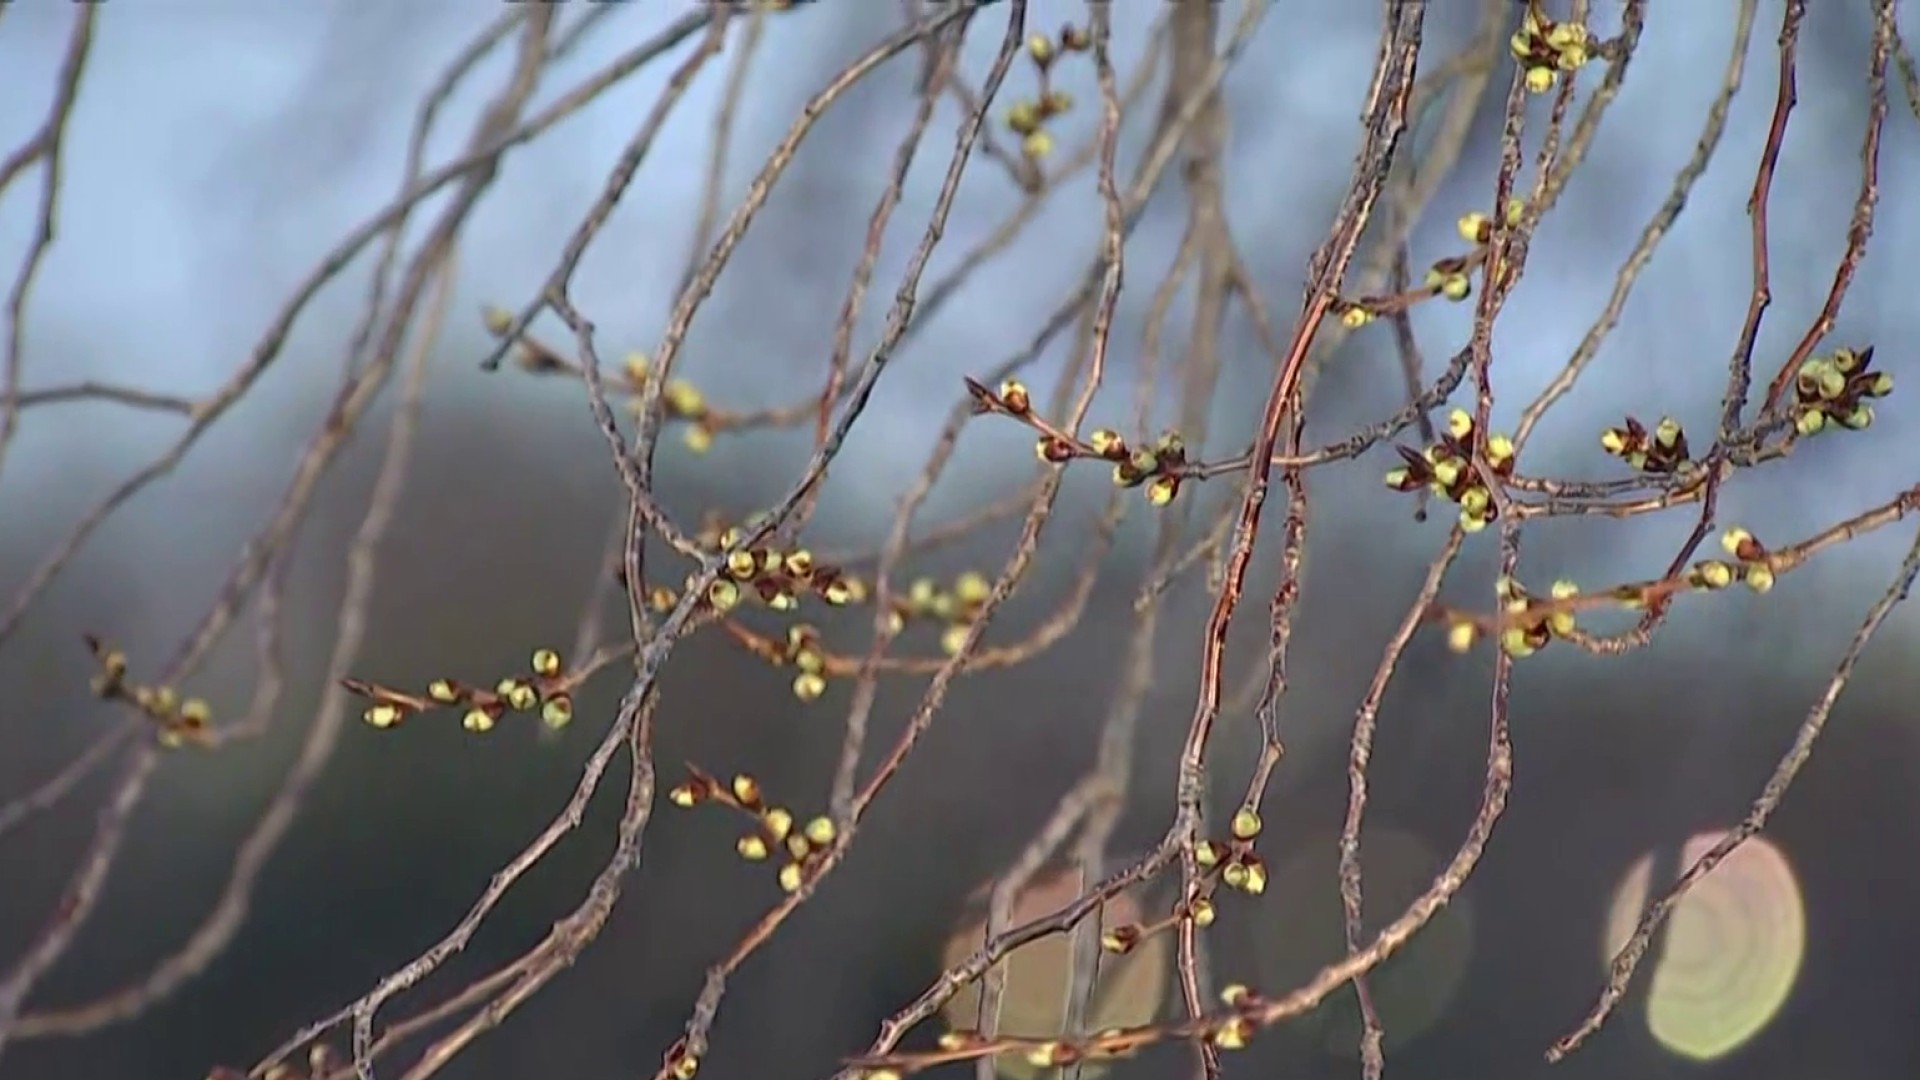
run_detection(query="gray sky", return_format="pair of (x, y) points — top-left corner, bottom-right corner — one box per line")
(4, 0), (1913, 564)
(4, 0), (1917, 785)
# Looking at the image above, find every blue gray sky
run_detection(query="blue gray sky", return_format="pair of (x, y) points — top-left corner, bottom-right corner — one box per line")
(3, 0), (1916, 718)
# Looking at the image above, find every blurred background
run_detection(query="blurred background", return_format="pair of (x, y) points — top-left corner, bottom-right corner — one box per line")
(2, 1), (1918, 1079)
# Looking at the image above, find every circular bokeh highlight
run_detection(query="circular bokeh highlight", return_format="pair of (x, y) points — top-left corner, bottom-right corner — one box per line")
(1250, 825), (1475, 1057)
(941, 869), (1167, 1080)
(1603, 831), (1805, 1061)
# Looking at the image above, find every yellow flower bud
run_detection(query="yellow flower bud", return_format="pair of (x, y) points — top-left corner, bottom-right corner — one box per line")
(940, 623), (971, 657)
(1242, 861), (1267, 895)
(953, 571), (990, 604)
(1485, 433), (1515, 466)
(1230, 807), (1262, 840)
(1005, 99), (1039, 135)
(665, 379), (705, 415)
(732, 774), (760, 804)
(1212, 1020), (1249, 1050)
(804, 815), (837, 846)
(1446, 620), (1477, 654)
(1191, 897), (1216, 927)
(1695, 560), (1735, 589)
(762, 808), (794, 842)
(1446, 408), (1474, 440)
(1499, 627), (1536, 658)
(793, 671), (827, 702)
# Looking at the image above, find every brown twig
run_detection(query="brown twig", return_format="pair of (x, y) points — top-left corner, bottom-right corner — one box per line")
(4, 4), (1910, 1080)
(0, 3), (94, 485)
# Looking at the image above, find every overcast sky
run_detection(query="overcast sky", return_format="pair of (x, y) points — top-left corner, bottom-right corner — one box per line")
(3, 0), (1916, 654)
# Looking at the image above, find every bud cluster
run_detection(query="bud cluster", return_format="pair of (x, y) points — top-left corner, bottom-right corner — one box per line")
(1098, 807), (1265, 973)
(84, 635), (214, 749)
(479, 306), (718, 453)
(1004, 23), (1092, 161)
(1792, 345), (1891, 437)
(1383, 408), (1517, 533)
(1688, 526), (1777, 596)
(1453, 575), (1585, 658)
(668, 520), (866, 617)
(1599, 414), (1692, 475)
(668, 766), (837, 895)
(966, 376), (1194, 507)
(1510, 6), (1593, 94)
(1423, 254), (1478, 303)
(1335, 200), (1521, 328)
(345, 645), (578, 734)
(621, 351), (718, 454)
(890, 570), (994, 658)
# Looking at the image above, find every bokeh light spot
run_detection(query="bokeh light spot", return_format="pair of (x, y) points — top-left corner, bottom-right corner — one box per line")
(1251, 826), (1475, 1056)
(1604, 832), (1805, 1061)
(939, 870), (1167, 1080)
